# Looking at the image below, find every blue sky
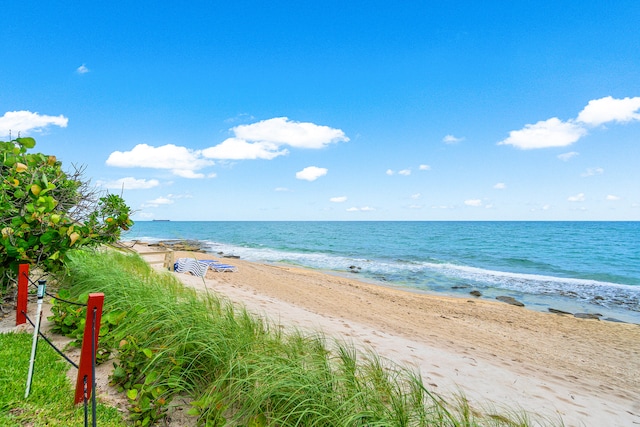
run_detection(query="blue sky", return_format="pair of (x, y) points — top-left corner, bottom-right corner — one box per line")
(2, 1), (639, 221)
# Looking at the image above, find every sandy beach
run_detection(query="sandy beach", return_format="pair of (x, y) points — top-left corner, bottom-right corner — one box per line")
(3, 243), (637, 426)
(130, 243), (639, 427)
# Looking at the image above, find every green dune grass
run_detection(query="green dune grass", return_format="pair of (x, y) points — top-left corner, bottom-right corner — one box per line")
(44, 248), (559, 426)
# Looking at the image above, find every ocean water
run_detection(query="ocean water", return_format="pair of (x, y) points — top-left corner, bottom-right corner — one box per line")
(124, 221), (640, 324)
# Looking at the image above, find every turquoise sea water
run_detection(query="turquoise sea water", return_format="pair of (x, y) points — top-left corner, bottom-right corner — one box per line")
(124, 221), (640, 324)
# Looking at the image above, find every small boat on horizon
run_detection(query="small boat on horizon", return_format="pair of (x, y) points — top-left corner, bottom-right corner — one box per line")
(152, 219), (171, 222)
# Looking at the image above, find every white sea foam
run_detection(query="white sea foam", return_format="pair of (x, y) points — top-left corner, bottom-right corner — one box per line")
(203, 240), (640, 313)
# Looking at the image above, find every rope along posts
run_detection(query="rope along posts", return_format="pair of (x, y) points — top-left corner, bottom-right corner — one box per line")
(15, 265), (105, 427)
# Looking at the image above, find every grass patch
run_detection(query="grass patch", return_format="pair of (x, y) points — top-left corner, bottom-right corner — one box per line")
(56, 248), (558, 426)
(0, 332), (127, 427)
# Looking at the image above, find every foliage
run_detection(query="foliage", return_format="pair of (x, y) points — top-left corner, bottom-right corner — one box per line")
(110, 336), (172, 426)
(0, 136), (133, 295)
(56, 248), (554, 427)
(48, 288), (126, 364)
(0, 332), (127, 427)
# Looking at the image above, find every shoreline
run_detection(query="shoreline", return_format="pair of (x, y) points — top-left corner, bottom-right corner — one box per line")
(138, 236), (640, 325)
(134, 242), (640, 426)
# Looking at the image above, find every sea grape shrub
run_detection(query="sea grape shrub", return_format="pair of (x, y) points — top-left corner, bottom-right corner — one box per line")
(0, 137), (133, 294)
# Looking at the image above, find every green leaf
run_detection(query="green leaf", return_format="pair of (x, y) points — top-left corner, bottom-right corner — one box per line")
(127, 388), (138, 400)
(142, 348), (153, 358)
(186, 407), (201, 416)
(16, 137), (36, 149)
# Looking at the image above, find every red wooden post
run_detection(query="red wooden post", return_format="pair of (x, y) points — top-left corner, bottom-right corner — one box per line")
(74, 293), (104, 404)
(16, 264), (29, 326)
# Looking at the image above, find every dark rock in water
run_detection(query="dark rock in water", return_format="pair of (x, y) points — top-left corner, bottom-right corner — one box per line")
(222, 255), (240, 259)
(349, 265), (362, 273)
(452, 285), (470, 289)
(574, 313), (602, 320)
(469, 290), (482, 297)
(153, 239), (206, 252)
(593, 295), (605, 301)
(496, 296), (524, 307)
(603, 317), (627, 323)
(549, 308), (572, 315)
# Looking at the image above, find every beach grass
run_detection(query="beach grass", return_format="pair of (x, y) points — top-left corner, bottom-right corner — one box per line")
(56, 247), (555, 426)
(0, 332), (127, 427)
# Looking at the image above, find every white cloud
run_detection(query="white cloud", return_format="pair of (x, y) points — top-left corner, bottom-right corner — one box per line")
(149, 197), (174, 205)
(398, 169), (411, 176)
(347, 206), (375, 212)
(443, 134), (464, 144)
(493, 183), (506, 190)
(568, 193), (585, 202)
(77, 64), (90, 74)
(386, 169), (394, 176)
(166, 193), (193, 200)
(203, 117), (348, 160)
(106, 143), (214, 178)
(202, 138), (287, 160)
(576, 96), (640, 126)
(97, 177), (160, 190)
(172, 169), (206, 179)
(419, 164), (431, 171)
(500, 96), (640, 151)
(410, 193), (421, 200)
(606, 195), (620, 201)
(296, 166), (327, 181)
(330, 196), (347, 203)
(233, 117), (349, 148)
(0, 110), (68, 136)
(141, 196), (175, 208)
(558, 151), (579, 161)
(498, 117), (587, 149)
(464, 199), (483, 207)
(581, 167), (604, 177)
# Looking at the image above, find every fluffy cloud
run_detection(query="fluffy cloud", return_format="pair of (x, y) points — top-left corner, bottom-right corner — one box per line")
(202, 138), (286, 160)
(499, 96), (640, 150)
(568, 193), (585, 202)
(106, 144), (214, 178)
(558, 151), (579, 161)
(97, 177), (160, 190)
(77, 64), (90, 74)
(581, 167), (604, 177)
(576, 96), (640, 126)
(107, 118), (346, 178)
(493, 183), (506, 190)
(347, 206), (375, 212)
(606, 195), (620, 201)
(296, 166), (327, 181)
(386, 169), (394, 176)
(330, 196), (347, 203)
(398, 169), (411, 176)
(498, 118), (586, 149)
(443, 134), (464, 144)
(464, 199), (483, 207)
(141, 196), (175, 208)
(419, 164), (431, 171)
(203, 117), (348, 160)
(0, 110), (68, 136)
